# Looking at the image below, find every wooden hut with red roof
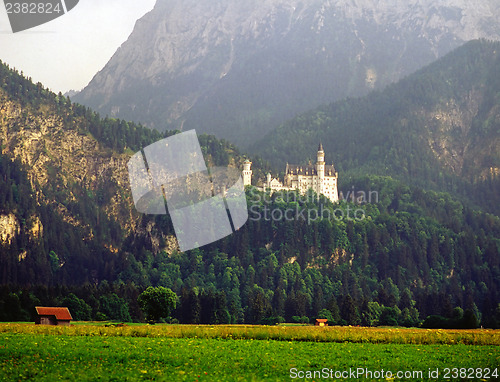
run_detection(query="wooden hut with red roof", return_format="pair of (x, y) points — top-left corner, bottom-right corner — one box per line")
(35, 307), (72, 326)
(315, 318), (328, 327)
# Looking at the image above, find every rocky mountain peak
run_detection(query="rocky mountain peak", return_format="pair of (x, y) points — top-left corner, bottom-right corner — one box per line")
(74, 0), (500, 146)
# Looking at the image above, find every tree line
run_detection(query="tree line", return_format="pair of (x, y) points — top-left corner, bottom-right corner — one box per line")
(2, 179), (499, 328)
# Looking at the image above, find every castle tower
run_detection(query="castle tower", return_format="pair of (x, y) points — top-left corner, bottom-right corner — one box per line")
(266, 173), (272, 189)
(316, 142), (325, 196)
(242, 160), (252, 186)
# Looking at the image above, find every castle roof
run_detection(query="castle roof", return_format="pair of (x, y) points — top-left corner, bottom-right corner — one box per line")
(286, 164), (336, 176)
(318, 142), (324, 152)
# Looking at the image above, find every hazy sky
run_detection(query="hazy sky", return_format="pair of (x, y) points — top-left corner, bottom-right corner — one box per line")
(0, 0), (156, 93)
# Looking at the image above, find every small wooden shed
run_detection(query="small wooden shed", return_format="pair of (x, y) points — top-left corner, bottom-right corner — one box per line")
(35, 307), (72, 326)
(315, 318), (328, 327)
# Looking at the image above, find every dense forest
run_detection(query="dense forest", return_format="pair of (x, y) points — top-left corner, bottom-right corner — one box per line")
(252, 40), (500, 216)
(0, 45), (499, 328)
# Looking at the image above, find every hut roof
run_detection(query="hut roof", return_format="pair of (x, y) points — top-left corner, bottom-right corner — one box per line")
(35, 307), (72, 320)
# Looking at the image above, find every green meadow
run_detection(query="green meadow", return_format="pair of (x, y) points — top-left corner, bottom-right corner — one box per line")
(0, 324), (498, 381)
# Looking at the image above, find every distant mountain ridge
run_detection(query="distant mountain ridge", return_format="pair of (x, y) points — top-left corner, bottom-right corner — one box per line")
(74, 0), (500, 146)
(251, 39), (500, 215)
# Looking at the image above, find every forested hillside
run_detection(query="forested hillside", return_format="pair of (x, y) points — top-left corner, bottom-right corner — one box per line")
(0, 56), (499, 328)
(252, 40), (500, 215)
(0, 60), (246, 287)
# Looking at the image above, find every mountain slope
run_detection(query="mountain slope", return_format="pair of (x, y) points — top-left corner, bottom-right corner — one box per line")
(1, 60), (499, 327)
(74, 0), (500, 146)
(251, 40), (500, 214)
(0, 61), (246, 285)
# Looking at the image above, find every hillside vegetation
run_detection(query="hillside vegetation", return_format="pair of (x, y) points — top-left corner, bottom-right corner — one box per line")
(0, 50), (499, 328)
(252, 40), (500, 215)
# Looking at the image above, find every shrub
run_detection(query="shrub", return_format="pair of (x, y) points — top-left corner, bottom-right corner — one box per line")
(316, 309), (334, 324)
(137, 287), (177, 323)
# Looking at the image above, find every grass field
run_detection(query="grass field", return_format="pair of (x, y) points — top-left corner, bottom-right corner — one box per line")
(0, 323), (498, 381)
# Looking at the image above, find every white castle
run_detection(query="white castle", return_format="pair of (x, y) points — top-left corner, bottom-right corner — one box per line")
(242, 143), (339, 203)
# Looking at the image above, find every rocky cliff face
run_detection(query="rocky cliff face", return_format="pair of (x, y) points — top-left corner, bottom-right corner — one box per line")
(0, 213), (20, 244)
(424, 90), (500, 180)
(74, 0), (500, 146)
(0, 66), (248, 269)
(0, 92), (137, 238)
(0, 85), (184, 270)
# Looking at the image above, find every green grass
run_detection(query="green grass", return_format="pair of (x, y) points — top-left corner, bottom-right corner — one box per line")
(1, 323), (498, 345)
(0, 324), (498, 381)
